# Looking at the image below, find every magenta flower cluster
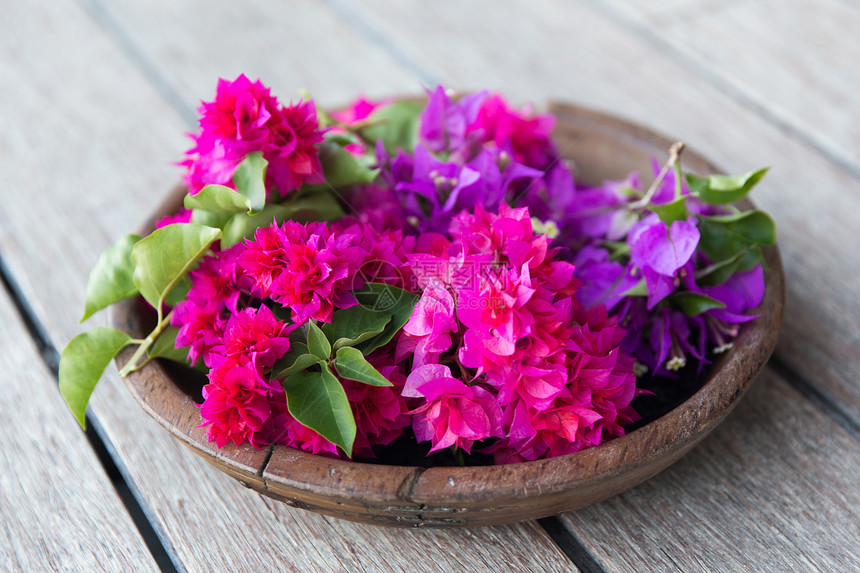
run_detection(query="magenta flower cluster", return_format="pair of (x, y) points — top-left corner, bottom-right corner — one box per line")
(398, 204), (637, 461)
(182, 74), (324, 196)
(173, 218), (415, 456)
(162, 76), (767, 463)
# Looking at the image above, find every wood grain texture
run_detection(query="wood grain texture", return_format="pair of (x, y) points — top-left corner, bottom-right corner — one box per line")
(0, 289), (158, 572)
(2, 0), (858, 569)
(0, 0), (575, 570)
(603, 0), (860, 169)
(348, 0), (860, 428)
(79, 0), (424, 112)
(559, 368), (860, 572)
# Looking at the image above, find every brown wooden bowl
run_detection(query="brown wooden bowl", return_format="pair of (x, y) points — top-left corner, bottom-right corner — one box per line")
(110, 102), (784, 527)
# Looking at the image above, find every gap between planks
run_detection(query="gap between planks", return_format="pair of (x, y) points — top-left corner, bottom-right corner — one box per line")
(591, 0), (860, 183)
(0, 252), (179, 573)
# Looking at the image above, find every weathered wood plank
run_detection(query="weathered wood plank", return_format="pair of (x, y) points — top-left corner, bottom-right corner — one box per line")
(559, 368), (860, 572)
(347, 0), (860, 425)
(328, 0), (860, 569)
(0, 286), (158, 572)
(80, 0), (423, 111)
(0, 1), (576, 571)
(602, 0), (860, 170)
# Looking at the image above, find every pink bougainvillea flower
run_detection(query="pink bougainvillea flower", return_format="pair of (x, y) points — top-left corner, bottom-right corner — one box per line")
(344, 359), (411, 458)
(198, 75), (276, 146)
(216, 305), (295, 369)
(171, 244), (251, 366)
(199, 354), (273, 449)
(263, 99), (325, 194)
(171, 298), (226, 367)
(399, 280), (458, 368)
(154, 208), (192, 229)
(497, 354), (569, 411)
(467, 93), (556, 169)
(238, 220), (367, 324)
(182, 75), (324, 197)
(404, 364), (503, 454)
(331, 95), (390, 125)
(277, 412), (340, 457)
(457, 264), (537, 370)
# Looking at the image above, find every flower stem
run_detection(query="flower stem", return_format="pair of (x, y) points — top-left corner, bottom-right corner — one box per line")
(118, 309), (175, 377)
(630, 141), (685, 209)
(672, 142), (686, 200)
(450, 446), (466, 467)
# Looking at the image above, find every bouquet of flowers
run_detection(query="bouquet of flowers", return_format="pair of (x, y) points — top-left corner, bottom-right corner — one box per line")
(60, 76), (775, 465)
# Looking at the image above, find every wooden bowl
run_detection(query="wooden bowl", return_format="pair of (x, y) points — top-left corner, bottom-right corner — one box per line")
(111, 102), (784, 527)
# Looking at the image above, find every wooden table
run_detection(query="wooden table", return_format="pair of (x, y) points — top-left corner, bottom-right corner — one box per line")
(2, 1), (858, 571)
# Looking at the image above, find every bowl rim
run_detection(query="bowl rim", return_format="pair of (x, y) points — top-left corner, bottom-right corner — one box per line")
(111, 101), (784, 526)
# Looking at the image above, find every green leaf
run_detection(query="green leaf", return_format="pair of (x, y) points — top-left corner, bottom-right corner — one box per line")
(272, 340), (310, 377)
(231, 151), (268, 213)
(353, 283), (419, 354)
(325, 131), (362, 147)
(334, 346), (392, 386)
(322, 306), (392, 350)
(359, 100), (424, 155)
(131, 223), (222, 309)
(191, 208), (232, 230)
(695, 250), (746, 286)
(280, 190), (346, 223)
(602, 240), (631, 262)
(307, 321), (332, 360)
(220, 205), (293, 249)
(147, 325), (193, 365)
(282, 365), (356, 455)
(163, 276), (191, 308)
(651, 196), (689, 224)
(319, 139), (379, 188)
(184, 184), (253, 215)
(621, 278), (648, 297)
(698, 210), (777, 263)
(686, 167), (769, 205)
(59, 328), (132, 428)
(81, 234), (141, 322)
(218, 192), (346, 250)
(667, 292), (726, 317)
(276, 353), (322, 379)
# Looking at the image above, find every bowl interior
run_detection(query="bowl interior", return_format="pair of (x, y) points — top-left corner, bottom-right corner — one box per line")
(112, 102), (784, 527)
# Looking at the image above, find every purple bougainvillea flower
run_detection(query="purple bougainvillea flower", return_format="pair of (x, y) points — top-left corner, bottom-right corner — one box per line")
(701, 264), (765, 323)
(629, 213), (700, 309)
(648, 157), (690, 205)
(647, 307), (706, 374)
(419, 85), (488, 154)
(573, 246), (639, 312)
(566, 172), (641, 242)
